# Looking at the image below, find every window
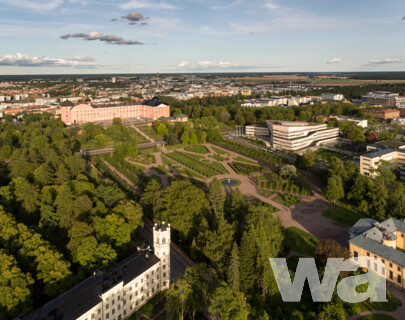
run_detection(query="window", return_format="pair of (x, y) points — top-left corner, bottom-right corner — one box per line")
(106, 304), (109, 310)
(382, 259), (385, 264)
(353, 251), (358, 261)
(112, 299), (115, 305)
(106, 313), (109, 319)
(118, 305), (121, 310)
(401, 233), (404, 238)
(112, 309), (115, 315)
(374, 256), (377, 260)
(382, 267), (386, 275)
(374, 263), (378, 272)
(398, 267), (401, 272)
(390, 263), (393, 268)
(367, 252), (370, 257)
(390, 271), (393, 280)
(367, 260), (370, 268)
(398, 275), (402, 284)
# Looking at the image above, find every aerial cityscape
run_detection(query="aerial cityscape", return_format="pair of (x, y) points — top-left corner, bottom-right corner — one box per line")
(1, 1), (405, 320)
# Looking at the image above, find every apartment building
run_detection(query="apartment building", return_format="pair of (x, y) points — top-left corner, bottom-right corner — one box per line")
(359, 143), (405, 182)
(321, 93), (345, 102)
(364, 108), (400, 120)
(265, 120), (339, 151)
(60, 97), (170, 125)
(18, 223), (171, 320)
(349, 218), (405, 290)
(361, 91), (405, 107)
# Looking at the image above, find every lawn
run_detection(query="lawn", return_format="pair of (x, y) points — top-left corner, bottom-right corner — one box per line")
(212, 146), (228, 155)
(229, 161), (262, 175)
(315, 148), (345, 161)
(81, 136), (115, 151)
(137, 125), (165, 141)
(184, 145), (209, 154)
(164, 144), (184, 150)
(358, 295), (401, 313)
(139, 146), (160, 154)
(182, 152), (205, 160)
(211, 154), (227, 162)
(234, 156), (257, 164)
(358, 315), (396, 320)
(284, 227), (320, 256)
(131, 130), (149, 144)
(322, 202), (366, 226)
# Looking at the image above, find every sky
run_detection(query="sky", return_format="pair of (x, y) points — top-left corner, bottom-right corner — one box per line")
(0, 0), (405, 74)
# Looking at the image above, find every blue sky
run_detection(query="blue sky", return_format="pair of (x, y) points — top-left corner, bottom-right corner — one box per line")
(0, 0), (404, 74)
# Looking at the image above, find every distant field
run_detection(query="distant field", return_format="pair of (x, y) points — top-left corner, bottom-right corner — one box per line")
(232, 75), (405, 86)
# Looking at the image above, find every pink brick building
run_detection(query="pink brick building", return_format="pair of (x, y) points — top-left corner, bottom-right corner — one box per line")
(60, 97), (170, 124)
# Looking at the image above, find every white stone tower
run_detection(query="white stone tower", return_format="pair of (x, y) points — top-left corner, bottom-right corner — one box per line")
(153, 222), (171, 290)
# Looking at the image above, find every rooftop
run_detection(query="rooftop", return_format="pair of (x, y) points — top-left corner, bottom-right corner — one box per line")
(349, 217), (405, 267)
(20, 250), (160, 320)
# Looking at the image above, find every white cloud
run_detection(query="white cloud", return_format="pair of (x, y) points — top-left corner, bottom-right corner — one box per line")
(120, 0), (178, 10)
(177, 61), (189, 68)
(67, 56), (95, 62)
(0, 0), (64, 11)
(0, 53), (98, 67)
(368, 58), (401, 65)
(327, 58), (341, 64)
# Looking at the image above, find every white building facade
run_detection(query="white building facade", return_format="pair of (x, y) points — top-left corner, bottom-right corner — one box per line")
(20, 223), (171, 320)
(266, 120), (339, 151)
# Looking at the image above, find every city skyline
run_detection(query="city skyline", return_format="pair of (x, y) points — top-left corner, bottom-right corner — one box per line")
(1, 0), (405, 74)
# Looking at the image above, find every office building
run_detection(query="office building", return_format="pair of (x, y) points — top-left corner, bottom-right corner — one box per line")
(245, 124), (270, 136)
(362, 92), (400, 107)
(359, 142), (405, 182)
(18, 223), (171, 320)
(349, 218), (405, 290)
(60, 97), (170, 125)
(265, 120), (339, 151)
(321, 93), (345, 102)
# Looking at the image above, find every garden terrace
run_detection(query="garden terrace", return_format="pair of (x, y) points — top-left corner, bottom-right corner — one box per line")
(165, 151), (228, 178)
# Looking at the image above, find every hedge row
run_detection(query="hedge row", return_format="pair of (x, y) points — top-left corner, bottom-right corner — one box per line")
(214, 139), (283, 166)
(166, 151), (225, 178)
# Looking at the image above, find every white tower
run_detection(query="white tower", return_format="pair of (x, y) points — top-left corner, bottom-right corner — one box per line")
(153, 222), (171, 290)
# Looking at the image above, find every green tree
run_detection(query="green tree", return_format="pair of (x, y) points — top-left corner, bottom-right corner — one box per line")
(34, 163), (54, 186)
(0, 249), (33, 317)
(324, 175), (344, 203)
(181, 131), (190, 144)
(54, 163), (70, 184)
(157, 123), (169, 135)
(162, 181), (208, 239)
(239, 231), (255, 293)
(166, 279), (192, 320)
(227, 242), (240, 291)
(369, 177), (389, 220)
(208, 178), (226, 217)
(189, 132), (198, 144)
(208, 284), (248, 320)
(140, 179), (163, 219)
(92, 214), (131, 248)
(12, 177), (40, 214)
